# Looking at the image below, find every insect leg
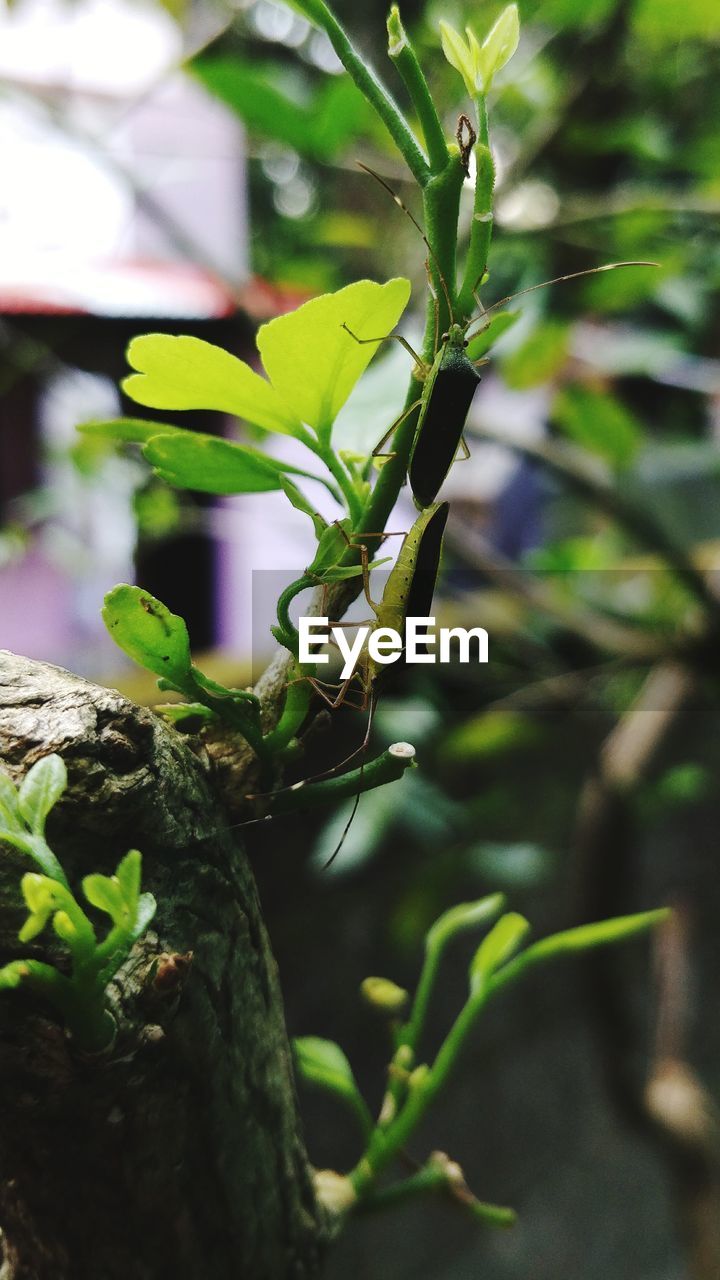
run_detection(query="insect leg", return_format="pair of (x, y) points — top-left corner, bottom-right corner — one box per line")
(342, 322), (426, 377)
(372, 397), (423, 458)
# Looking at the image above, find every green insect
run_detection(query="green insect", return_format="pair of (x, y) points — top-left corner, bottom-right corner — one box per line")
(345, 165), (657, 510)
(301, 500), (450, 712)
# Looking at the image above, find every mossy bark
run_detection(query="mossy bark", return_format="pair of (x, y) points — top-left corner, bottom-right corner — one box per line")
(0, 651), (326, 1280)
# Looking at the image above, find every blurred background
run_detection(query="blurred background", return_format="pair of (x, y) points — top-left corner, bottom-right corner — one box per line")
(2, 0), (720, 1275)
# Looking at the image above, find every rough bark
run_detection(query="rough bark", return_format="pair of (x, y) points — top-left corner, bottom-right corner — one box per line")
(0, 651), (326, 1280)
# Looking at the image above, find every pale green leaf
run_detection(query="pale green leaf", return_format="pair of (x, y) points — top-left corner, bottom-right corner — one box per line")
(439, 21), (475, 97)
(143, 432), (313, 495)
(426, 893), (506, 953)
(470, 912), (531, 991)
(0, 770), (22, 832)
(476, 5), (520, 93)
(123, 334), (302, 436)
(18, 755), (67, 837)
(256, 278), (411, 439)
(0, 831), (68, 885)
(293, 1036), (360, 1098)
(83, 873), (126, 925)
(0, 961), (30, 991)
(102, 585), (193, 686)
(114, 850), (142, 910)
(78, 417), (186, 444)
(521, 910), (670, 966)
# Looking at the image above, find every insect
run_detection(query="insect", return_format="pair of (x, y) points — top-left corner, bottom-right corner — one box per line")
(346, 164), (657, 510)
(300, 500), (450, 713)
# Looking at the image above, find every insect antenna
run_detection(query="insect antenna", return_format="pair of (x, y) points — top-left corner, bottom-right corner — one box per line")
(465, 261), (659, 341)
(358, 162), (456, 327)
(322, 689), (378, 869)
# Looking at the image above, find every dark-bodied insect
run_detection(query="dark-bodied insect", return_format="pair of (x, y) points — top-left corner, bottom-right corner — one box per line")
(347, 164), (657, 511)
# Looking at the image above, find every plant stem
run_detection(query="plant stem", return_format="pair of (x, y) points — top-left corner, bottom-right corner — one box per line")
(265, 742), (415, 813)
(458, 96), (495, 316)
(387, 6), (448, 175)
(291, 0), (430, 185)
(315, 441), (364, 523)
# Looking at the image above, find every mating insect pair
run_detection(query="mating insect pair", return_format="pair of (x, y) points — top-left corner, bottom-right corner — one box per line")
(343, 164), (657, 511)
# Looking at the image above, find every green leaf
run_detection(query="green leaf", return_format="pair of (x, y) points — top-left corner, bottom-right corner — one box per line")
(425, 893), (506, 954)
(501, 321), (570, 389)
(293, 1036), (362, 1100)
(553, 386), (643, 469)
(0, 961), (31, 991)
(83, 873), (126, 925)
(279, 478), (328, 539)
(466, 311), (519, 362)
(191, 58), (374, 161)
(115, 850), (141, 911)
(123, 334), (302, 436)
(0, 770), (22, 832)
(0, 831), (68, 885)
(519, 910), (670, 969)
(18, 755), (67, 837)
(102, 585), (193, 686)
(256, 278), (411, 440)
(475, 5), (520, 93)
(142, 432), (314, 496)
(77, 417), (187, 444)
(439, 21), (476, 98)
(308, 521), (352, 573)
(470, 912), (531, 991)
(440, 6), (519, 97)
(19, 872), (65, 943)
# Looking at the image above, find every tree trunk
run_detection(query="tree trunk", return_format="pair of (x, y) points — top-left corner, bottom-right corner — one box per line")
(0, 651), (326, 1279)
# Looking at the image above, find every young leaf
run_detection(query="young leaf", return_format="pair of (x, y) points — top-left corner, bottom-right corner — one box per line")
(123, 334), (302, 436)
(256, 278), (411, 440)
(279, 478), (328, 539)
(0, 770), (22, 832)
(425, 893), (506, 954)
(294, 1036), (362, 1098)
(0, 831), (69, 886)
(143, 433), (320, 496)
(0, 961), (31, 991)
(519, 910), (670, 967)
(470, 912), (531, 992)
(19, 873), (65, 943)
(114, 849), (142, 910)
(475, 5), (520, 93)
(77, 418), (186, 444)
(83, 873), (127, 926)
(102, 586), (193, 685)
(18, 755), (67, 837)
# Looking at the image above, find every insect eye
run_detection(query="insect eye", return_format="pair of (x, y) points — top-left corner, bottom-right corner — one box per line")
(441, 332), (449, 342)
(463, 339), (469, 348)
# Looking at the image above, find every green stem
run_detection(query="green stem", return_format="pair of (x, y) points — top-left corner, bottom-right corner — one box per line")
(458, 96), (495, 316)
(315, 442), (364, 523)
(356, 1161), (515, 1227)
(387, 6), (448, 175)
(266, 742), (416, 813)
(275, 575), (315, 652)
(291, 0), (430, 185)
(263, 678), (313, 754)
(423, 151), (466, 332)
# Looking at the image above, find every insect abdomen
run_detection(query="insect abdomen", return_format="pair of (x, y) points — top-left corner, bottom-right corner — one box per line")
(409, 351), (480, 508)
